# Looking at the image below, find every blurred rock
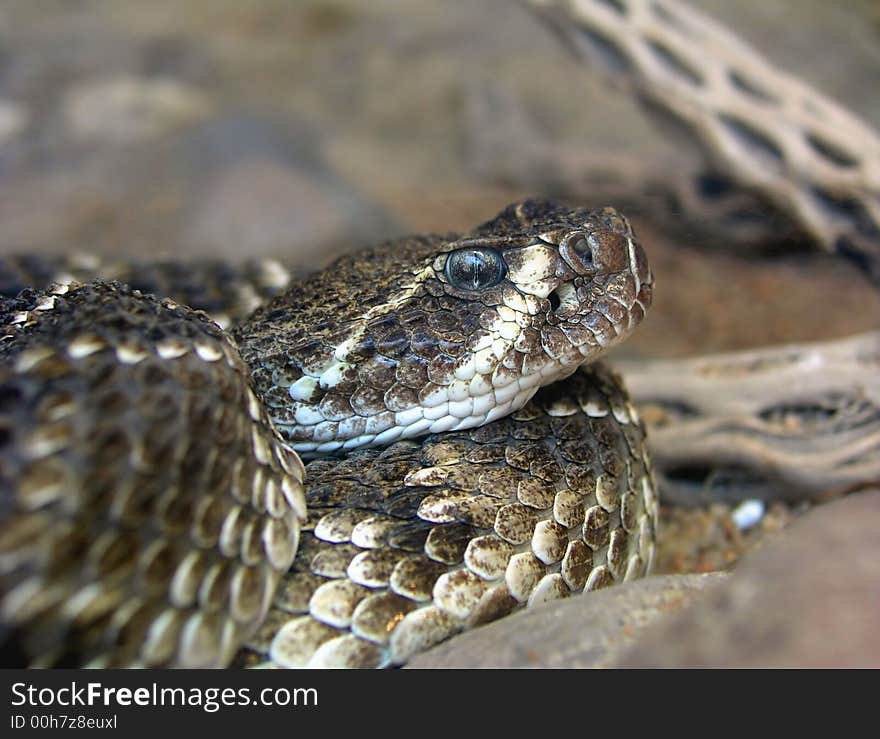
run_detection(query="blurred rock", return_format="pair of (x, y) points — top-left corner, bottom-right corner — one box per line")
(63, 76), (211, 143)
(0, 99), (28, 144)
(177, 115), (398, 264)
(184, 157), (383, 265)
(615, 490), (880, 667)
(407, 573), (726, 668)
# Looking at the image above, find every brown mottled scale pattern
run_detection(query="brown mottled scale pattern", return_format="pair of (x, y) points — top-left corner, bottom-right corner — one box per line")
(0, 198), (656, 668)
(231, 362), (657, 669)
(0, 255), (294, 330)
(0, 282), (305, 667)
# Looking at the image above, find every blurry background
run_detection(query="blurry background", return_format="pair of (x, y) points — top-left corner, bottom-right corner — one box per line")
(1, 0), (879, 358)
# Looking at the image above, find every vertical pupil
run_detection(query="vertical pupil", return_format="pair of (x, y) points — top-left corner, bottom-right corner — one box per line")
(466, 252), (487, 288)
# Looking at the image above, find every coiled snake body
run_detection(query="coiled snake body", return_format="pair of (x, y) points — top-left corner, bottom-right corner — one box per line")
(0, 199), (656, 668)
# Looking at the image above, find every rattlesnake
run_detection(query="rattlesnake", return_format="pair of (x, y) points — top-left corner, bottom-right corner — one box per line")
(5, 0), (874, 671)
(0, 198), (657, 668)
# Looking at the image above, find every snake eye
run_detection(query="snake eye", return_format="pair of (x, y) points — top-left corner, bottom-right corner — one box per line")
(444, 248), (506, 291)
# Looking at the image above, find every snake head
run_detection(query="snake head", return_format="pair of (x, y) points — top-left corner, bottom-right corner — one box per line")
(440, 197), (653, 355)
(238, 198), (652, 455)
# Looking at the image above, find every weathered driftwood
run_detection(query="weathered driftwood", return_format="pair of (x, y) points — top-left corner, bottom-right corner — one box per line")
(464, 80), (800, 252)
(614, 332), (880, 506)
(526, 0), (880, 283)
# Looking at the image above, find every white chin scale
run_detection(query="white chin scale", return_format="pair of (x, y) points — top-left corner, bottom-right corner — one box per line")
(291, 353), (583, 458)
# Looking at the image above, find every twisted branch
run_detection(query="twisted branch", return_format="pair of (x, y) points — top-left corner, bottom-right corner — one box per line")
(615, 332), (880, 505)
(526, 0), (880, 281)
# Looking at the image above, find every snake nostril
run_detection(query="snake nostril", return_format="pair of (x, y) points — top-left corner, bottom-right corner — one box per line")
(559, 232), (599, 275)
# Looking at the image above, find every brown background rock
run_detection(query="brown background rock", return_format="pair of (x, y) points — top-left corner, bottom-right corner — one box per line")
(616, 491), (880, 668)
(407, 573), (727, 668)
